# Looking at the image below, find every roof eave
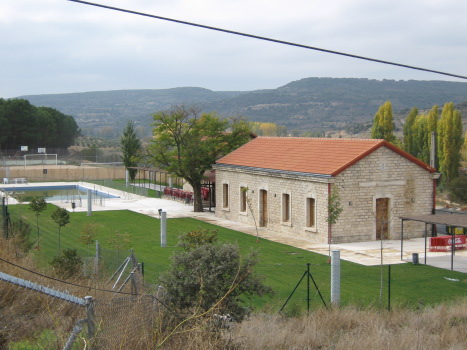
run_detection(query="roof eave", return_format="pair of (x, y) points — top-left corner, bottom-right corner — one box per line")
(214, 163), (333, 179)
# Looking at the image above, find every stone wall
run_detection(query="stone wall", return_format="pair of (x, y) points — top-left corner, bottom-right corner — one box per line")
(332, 147), (434, 243)
(214, 146), (435, 244)
(214, 166), (331, 242)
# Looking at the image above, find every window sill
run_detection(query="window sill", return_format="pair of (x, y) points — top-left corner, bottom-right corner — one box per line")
(281, 222), (292, 227)
(304, 227), (317, 233)
(222, 208), (230, 212)
(239, 211), (248, 216)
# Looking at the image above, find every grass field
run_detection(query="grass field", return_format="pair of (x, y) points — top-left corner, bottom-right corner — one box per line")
(6, 204), (467, 313)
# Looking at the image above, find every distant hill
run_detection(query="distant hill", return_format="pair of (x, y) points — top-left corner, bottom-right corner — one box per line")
(19, 78), (467, 137)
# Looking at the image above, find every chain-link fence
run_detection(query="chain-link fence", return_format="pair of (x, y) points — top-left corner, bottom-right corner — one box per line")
(1, 246), (466, 348)
(1, 148), (122, 167)
(0, 250), (171, 349)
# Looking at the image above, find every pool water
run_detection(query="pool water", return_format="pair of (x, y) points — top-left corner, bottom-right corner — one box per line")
(0, 185), (118, 202)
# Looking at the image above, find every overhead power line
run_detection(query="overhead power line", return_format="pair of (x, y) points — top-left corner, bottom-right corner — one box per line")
(68, 0), (467, 80)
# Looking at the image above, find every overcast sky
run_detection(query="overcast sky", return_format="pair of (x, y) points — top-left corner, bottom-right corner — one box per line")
(2, 0), (467, 98)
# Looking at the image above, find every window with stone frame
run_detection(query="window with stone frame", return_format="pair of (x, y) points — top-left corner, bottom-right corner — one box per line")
(306, 197), (316, 228)
(223, 183), (229, 209)
(282, 193), (291, 223)
(240, 186), (247, 213)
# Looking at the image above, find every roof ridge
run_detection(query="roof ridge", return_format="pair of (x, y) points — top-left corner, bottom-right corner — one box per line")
(256, 136), (383, 141)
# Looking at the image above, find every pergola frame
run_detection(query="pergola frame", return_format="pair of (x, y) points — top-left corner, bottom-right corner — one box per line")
(400, 212), (467, 270)
(127, 166), (216, 209)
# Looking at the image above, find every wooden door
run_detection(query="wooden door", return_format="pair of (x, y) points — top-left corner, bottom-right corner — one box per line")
(260, 190), (268, 227)
(376, 198), (389, 240)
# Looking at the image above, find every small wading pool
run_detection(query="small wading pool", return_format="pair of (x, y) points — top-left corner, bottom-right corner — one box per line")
(0, 185), (119, 202)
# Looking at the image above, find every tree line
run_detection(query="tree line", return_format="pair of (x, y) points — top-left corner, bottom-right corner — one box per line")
(371, 101), (465, 186)
(0, 98), (80, 150)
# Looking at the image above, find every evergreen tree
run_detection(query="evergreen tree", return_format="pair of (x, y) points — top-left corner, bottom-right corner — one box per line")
(120, 121), (142, 182)
(0, 99), (79, 149)
(371, 101), (396, 142)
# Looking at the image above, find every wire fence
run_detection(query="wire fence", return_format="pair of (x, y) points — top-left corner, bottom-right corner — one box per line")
(137, 259), (467, 314)
(1, 241), (466, 349)
(1, 194), (466, 348)
(1, 148), (122, 167)
(263, 262), (466, 312)
(0, 247), (167, 349)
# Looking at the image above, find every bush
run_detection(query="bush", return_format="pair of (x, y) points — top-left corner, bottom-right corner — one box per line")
(50, 249), (83, 279)
(159, 229), (272, 321)
(447, 175), (467, 204)
(10, 219), (34, 254)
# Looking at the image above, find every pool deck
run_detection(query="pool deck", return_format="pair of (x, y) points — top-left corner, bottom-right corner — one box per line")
(2, 182), (466, 272)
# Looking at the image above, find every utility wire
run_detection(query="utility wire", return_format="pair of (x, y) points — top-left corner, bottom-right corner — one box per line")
(67, 0), (467, 81)
(0, 255), (129, 294)
(0, 255), (181, 319)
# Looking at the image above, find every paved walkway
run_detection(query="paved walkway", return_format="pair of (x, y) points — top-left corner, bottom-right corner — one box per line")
(2, 182), (466, 272)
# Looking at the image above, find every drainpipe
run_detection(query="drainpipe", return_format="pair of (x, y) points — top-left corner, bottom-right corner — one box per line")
(328, 183), (332, 245)
(432, 177), (437, 237)
(431, 172), (441, 236)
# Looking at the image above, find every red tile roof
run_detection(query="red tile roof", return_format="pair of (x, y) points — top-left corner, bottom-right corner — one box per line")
(216, 137), (435, 176)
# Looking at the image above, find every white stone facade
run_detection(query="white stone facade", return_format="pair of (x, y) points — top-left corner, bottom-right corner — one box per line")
(214, 146), (435, 244)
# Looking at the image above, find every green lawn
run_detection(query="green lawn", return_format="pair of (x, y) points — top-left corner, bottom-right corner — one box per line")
(6, 204), (467, 312)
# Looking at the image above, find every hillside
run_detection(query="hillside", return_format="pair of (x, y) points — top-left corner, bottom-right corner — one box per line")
(19, 77), (467, 136)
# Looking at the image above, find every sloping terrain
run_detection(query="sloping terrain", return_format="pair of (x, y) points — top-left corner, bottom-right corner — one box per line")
(19, 77), (467, 135)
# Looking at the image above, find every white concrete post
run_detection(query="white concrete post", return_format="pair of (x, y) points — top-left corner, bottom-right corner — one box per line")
(125, 169), (129, 187)
(331, 250), (340, 305)
(160, 211), (167, 247)
(87, 189), (92, 216)
(94, 240), (100, 277)
(168, 177), (173, 188)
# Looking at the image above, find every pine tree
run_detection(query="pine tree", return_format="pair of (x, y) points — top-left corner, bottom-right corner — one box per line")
(120, 121), (142, 182)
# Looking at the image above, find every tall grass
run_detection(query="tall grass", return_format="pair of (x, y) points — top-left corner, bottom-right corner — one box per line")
(230, 301), (467, 350)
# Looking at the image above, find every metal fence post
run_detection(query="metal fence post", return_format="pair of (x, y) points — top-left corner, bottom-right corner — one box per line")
(85, 296), (95, 342)
(306, 263), (310, 312)
(131, 271), (138, 295)
(161, 211), (167, 247)
(388, 265), (391, 311)
(331, 250), (341, 305)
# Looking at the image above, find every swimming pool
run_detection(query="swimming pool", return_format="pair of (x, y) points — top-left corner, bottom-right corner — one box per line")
(0, 185), (119, 202)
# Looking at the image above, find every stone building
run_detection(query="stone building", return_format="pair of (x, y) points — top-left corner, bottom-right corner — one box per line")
(213, 137), (439, 244)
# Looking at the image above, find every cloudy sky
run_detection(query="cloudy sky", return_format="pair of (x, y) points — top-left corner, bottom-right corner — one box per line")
(2, 0), (467, 98)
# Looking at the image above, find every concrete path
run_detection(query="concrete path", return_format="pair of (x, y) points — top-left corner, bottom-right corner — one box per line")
(2, 182), (466, 272)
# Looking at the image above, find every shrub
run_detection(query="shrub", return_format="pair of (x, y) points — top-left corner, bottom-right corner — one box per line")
(50, 249), (83, 278)
(10, 219), (33, 254)
(447, 175), (467, 204)
(159, 229), (272, 321)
